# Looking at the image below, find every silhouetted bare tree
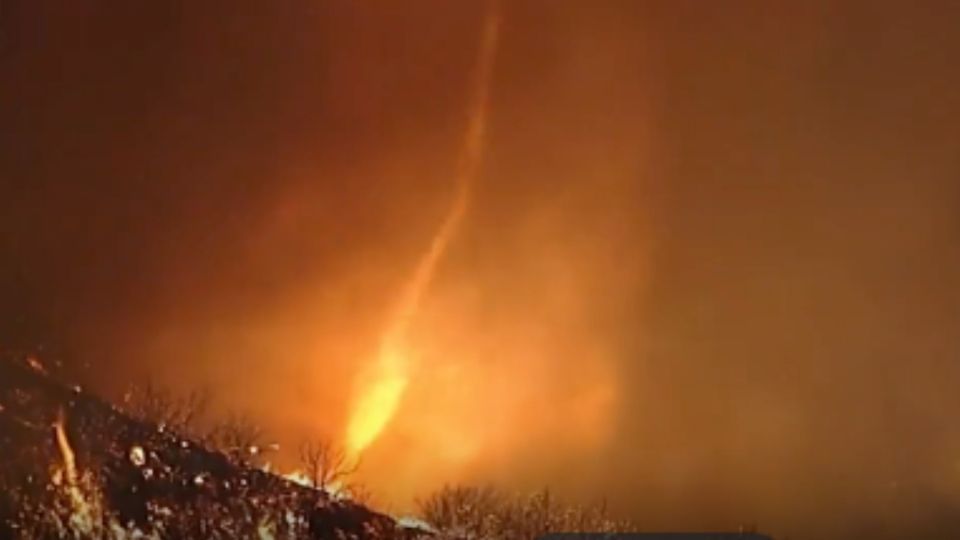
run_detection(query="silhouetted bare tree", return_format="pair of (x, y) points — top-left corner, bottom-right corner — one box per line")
(297, 438), (359, 492)
(205, 413), (270, 465)
(121, 379), (210, 438)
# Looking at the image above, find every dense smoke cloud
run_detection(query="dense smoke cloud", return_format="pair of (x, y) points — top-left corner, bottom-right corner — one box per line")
(2, 2), (959, 538)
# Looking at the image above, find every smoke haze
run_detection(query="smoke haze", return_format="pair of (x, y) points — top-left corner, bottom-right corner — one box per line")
(2, 2), (959, 538)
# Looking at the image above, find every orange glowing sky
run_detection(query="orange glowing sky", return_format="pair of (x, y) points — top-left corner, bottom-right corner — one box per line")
(3, 2), (960, 538)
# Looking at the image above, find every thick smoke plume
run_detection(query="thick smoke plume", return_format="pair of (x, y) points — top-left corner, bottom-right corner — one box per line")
(2, 2), (959, 539)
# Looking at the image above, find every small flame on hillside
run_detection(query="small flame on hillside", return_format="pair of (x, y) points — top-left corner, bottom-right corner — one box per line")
(53, 411), (78, 488)
(52, 410), (107, 536)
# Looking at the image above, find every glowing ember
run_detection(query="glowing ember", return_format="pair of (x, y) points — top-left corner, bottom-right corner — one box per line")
(257, 517), (276, 540)
(129, 445), (147, 467)
(283, 469), (312, 488)
(343, 3), (500, 458)
(27, 356), (47, 374)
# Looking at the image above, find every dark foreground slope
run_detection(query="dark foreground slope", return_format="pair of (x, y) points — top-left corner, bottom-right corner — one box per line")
(0, 355), (422, 539)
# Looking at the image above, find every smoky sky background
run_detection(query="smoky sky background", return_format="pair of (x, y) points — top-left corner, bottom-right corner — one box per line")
(2, 1), (960, 538)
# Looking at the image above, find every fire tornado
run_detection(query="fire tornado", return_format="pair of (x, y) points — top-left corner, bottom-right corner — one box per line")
(344, 7), (501, 458)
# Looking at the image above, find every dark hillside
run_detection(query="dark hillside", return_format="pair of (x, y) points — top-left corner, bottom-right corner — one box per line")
(0, 354), (421, 539)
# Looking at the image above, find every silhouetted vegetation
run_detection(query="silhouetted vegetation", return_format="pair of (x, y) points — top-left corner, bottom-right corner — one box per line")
(0, 354), (399, 539)
(419, 485), (634, 539)
(0, 351), (646, 539)
(298, 438), (360, 493)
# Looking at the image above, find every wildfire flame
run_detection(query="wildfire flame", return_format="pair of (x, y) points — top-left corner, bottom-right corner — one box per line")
(53, 409), (106, 536)
(53, 411), (78, 487)
(344, 5), (501, 457)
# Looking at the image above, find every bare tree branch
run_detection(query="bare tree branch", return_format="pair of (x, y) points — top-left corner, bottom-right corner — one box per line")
(121, 379), (210, 438)
(205, 413), (267, 465)
(297, 438), (359, 492)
